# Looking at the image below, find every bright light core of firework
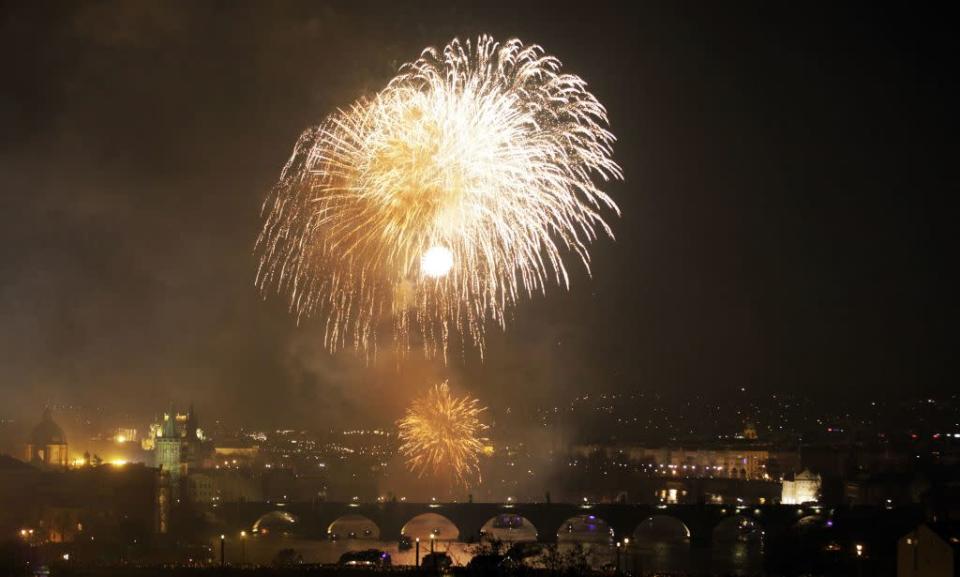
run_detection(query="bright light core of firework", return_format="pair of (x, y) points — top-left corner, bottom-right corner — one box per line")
(421, 246), (454, 278)
(397, 381), (487, 488)
(256, 35), (622, 359)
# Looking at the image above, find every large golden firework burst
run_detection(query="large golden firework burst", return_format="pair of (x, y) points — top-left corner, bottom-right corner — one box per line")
(257, 35), (622, 358)
(397, 381), (487, 488)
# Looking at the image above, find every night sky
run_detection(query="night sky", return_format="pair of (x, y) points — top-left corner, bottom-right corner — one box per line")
(1, 1), (955, 428)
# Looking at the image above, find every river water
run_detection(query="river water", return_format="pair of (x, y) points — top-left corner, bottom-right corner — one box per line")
(216, 536), (763, 575)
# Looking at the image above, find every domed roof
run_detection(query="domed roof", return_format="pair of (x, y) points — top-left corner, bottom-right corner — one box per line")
(31, 408), (66, 446)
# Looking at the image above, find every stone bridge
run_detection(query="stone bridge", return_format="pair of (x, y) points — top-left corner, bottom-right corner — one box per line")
(215, 502), (917, 546)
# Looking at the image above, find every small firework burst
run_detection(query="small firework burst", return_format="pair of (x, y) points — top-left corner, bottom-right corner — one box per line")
(397, 381), (487, 487)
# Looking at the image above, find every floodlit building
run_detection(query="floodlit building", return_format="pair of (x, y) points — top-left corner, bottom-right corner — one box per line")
(114, 427), (138, 443)
(781, 469), (821, 504)
(155, 414), (185, 476)
(152, 404), (205, 476)
(152, 404), (207, 530)
(571, 443), (797, 481)
(140, 422), (162, 450)
(25, 408), (69, 468)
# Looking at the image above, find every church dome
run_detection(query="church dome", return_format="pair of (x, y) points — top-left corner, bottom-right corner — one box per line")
(31, 408), (66, 446)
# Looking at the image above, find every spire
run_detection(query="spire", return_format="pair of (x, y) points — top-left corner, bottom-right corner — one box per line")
(161, 408), (177, 439)
(186, 402), (199, 439)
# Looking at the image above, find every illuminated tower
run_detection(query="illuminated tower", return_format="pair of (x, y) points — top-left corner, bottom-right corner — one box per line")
(155, 410), (185, 507)
(155, 412), (181, 467)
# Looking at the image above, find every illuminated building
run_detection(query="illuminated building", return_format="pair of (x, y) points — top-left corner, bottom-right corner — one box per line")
(781, 469), (821, 504)
(149, 404), (205, 470)
(142, 403), (203, 451)
(153, 404), (205, 528)
(571, 444), (797, 481)
(155, 410), (184, 530)
(656, 484), (686, 504)
(114, 428), (137, 444)
(140, 423), (162, 450)
(25, 408), (68, 468)
(213, 445), (259, 460)
(155, 413), (184, 476)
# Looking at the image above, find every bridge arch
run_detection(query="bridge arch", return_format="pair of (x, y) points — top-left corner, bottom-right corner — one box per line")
(794, 514), (823, 528)
(401, 512), (460, 541)
(633, 515), (691, 543)
(712, 514), (764, 544)
(557, 514), (614, 543)
(327, 513), (380, 540)
(791, 513), (837, 540)
(479, 513), (538, 543)
(252, 510), (298, 535)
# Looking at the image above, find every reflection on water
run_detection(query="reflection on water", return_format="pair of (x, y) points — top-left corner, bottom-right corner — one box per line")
(327, 514), (380, 540)
(557, 514), (614, 544)
(215, 536), (474, 567)
(627, 542), (763, 576)
(480, 513), (539, 542)
(220, 535), (762, 575)
(401, 512), (461, 541)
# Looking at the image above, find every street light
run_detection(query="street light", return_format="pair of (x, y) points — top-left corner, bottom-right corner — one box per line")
(430, 533), (435, 554)
(220, 534), (226, 568)
(623, 538), (630, 574)
(240, 531), (247, 566)
(415, 537), (420, 567)
(855, 543), (865, 577)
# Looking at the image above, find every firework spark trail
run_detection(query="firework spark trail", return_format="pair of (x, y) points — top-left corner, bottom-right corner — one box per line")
(397, 381), (487, 488)
(257, 36), (622, 358)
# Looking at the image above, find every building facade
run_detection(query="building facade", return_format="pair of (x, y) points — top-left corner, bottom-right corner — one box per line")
(781, 469), (821, 504)
(571, 443), (800, 481)
(152, 405), (205, 531)
(898, 523), (958, 577)
(25, 409), (68, 468)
